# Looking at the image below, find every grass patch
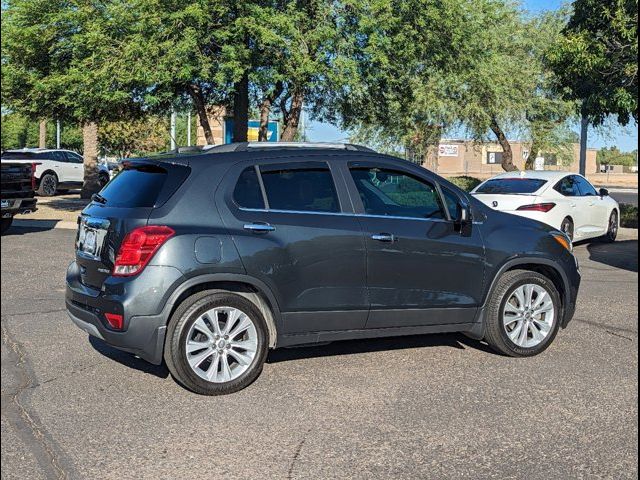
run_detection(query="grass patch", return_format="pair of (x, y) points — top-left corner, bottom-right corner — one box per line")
(620, 203), (638, 229)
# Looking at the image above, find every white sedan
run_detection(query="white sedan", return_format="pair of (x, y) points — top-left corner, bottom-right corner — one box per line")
(471, 171), (620, 242)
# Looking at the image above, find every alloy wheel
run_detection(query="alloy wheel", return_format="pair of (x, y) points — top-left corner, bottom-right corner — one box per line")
(503, 283), (556, 348)
(185, 307), (258, 383)
(42, 175), (57, 196)
(608, 211), (618, 240)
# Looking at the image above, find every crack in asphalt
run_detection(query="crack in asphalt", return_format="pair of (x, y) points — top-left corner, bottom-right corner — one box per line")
(574, 318), (638, 338)
(1, 322), (75, 480)
(287, 428), (312, 480)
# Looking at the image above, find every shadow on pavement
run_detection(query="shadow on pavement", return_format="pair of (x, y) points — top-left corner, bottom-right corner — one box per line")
(89, 336), (169, 379)
(3, 221), (57, 235)
(38, 195), (89, 212)
(586, 239), (638, 273)
(267, 332), (494, 364)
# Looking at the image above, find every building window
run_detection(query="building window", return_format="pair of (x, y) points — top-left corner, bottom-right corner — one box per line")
(487, 152), (503, 164)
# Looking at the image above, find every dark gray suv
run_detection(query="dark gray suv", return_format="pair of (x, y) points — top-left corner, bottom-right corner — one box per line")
(66, 143), (580, 395)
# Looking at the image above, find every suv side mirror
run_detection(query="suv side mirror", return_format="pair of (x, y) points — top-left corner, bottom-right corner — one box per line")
(599, 188), (609, 197)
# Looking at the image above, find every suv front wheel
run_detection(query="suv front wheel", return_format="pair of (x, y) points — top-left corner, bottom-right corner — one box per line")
(484, 270), (561, 357)
(165, 291), (269, 395)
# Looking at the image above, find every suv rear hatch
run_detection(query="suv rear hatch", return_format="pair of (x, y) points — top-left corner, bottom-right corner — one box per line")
(75, 159), (189, 289)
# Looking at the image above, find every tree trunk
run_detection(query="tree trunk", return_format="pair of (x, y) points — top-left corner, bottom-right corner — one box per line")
(280, 88), (304, 142)
(579, 106), (588, 176)
(38, 120), (47, 148)
(232, 72), (249, 142)
(187, 84), (215, 145)
(489, 117), (518, 172)
(80, 121), (101, 199)
(258, 81), (284, 142)
(524, 139), (540, 170)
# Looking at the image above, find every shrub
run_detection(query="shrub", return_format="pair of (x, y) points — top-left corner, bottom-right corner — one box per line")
(620, 203), (638, 229)
(448, 176), (483, 192)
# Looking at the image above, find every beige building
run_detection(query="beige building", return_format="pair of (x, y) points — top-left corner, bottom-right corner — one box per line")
(422, 140), (598, 178)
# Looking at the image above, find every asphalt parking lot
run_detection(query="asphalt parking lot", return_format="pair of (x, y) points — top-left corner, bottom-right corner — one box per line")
(1, 226), (638, 479)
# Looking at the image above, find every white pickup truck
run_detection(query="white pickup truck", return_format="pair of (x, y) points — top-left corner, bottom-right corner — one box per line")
(0, 148), (110, 196)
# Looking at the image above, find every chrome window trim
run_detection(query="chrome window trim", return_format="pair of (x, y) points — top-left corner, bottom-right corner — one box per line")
(237, 206), (452, 223)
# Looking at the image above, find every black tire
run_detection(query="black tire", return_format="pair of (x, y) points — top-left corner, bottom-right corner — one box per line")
(560, 217), (574, 241)
(603, 210), (618, 243)
(1, 217), (13, 235)
(483, 269), (561, 357)
(164, 290), (269, 395)
(37, 172), (58, 196)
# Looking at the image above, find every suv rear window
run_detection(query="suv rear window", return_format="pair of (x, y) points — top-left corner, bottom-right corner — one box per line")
(234, 167), (265, 209)
(99, 164), (187, 208)
(260, 166), (340, 213)
(2, 151), (50, 160)
(475, 178), (547, 194)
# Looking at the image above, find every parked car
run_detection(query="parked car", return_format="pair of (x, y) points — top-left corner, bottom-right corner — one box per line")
(66, 143), (580, 395)
(1, 148), (110, 196)
(1, 162), (38, 234)
(471, 171), (619, 242)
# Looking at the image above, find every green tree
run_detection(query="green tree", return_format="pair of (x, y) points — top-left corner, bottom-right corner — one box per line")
(597, 146), (638, 167)
(99, 117), (170, 158)
(2, 0), (151, 196)
(547, 0), (638, 174)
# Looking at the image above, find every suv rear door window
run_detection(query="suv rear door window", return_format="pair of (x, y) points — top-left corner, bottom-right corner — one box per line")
(259, 164), (340, 213)
(475, 178), (547, 194)
(234, 167), (265, 209)
(349, 167), (445, 219)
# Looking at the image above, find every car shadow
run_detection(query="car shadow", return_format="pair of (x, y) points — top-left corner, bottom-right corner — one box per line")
(267, 332), (495, 364)
(586, 239), (638, 273)
(38, 195), (89, 212)
(89, 336), (169, 379)
(3, 222), (57, 235)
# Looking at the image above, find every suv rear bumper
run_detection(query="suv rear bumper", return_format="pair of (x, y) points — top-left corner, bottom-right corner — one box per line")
(66, 299), (166, 364)
(65, 261), (184, 364)
(1, 197), (37, 217)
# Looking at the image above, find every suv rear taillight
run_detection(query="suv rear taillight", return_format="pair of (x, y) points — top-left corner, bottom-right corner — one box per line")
(31, 162), (40, 190)
(517, 203), (556, 212)
(113, 226), (175, 277)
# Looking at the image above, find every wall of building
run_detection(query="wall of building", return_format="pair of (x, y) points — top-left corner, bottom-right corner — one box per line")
(424, 140), (598, 176)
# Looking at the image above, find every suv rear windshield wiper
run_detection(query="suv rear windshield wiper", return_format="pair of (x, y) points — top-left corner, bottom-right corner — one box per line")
(91, 193), (107, 204)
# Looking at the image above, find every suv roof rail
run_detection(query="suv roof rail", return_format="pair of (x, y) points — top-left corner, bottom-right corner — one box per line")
(165, 142), (376, 156)
(236, 142), (375, 152)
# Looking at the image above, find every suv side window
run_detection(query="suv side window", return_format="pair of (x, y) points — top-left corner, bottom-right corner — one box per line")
(441, 186), (462, 220)
(554, 176), (579, 197)
(51, 151), (66, 162)
(260, 164), (340, 213)
(574, 176), (598, 196)
(233, 167), (265, 209)
(65, 152), (83, 164)
(349, 167), (445, 219)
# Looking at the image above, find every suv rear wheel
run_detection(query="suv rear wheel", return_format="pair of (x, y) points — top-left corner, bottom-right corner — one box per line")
(484, 270), (561, 357)
(165, 291), (269, 395)
(37, 172), (58, 196)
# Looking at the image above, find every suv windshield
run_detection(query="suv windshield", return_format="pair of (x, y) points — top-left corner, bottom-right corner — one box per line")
(475, 178), (547, 195)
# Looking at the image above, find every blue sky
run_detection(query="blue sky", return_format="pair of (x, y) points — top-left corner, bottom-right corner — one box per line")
(306, 0), (638, 152)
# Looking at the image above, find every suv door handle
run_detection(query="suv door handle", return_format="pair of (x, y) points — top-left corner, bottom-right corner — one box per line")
(371, 233), (396, 242)
(244, 223), (275, 233)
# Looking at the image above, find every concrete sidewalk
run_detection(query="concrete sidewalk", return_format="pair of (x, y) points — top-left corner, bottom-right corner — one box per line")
(12, 192), (88, 229)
